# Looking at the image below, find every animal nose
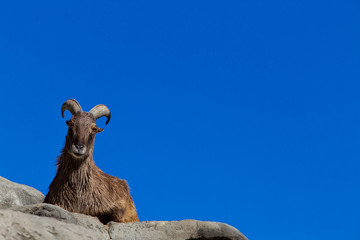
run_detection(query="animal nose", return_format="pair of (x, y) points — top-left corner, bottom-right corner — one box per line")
(75, 144), (85, 150)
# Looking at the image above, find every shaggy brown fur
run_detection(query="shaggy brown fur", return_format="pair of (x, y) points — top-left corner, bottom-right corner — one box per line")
(44, 111), (139, 224)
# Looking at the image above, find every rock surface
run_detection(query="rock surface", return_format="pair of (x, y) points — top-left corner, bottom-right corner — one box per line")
(0, 176), (44, 209)
(0, 176), (248, 240)
(108, 220), (246, 240)
(11, 203), (109, 239)
(0, 209), (102, 240)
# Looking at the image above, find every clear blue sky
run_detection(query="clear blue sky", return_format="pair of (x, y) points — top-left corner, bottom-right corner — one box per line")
(0, 1), (359, 239)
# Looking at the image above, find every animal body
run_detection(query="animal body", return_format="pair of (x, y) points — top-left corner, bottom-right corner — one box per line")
(44, 99), (139, 224)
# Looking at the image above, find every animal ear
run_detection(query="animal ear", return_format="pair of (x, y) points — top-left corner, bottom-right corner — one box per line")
(96, 127), (104, 133)
(66, 120), (73, 127)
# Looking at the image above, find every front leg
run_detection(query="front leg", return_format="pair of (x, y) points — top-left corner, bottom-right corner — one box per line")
(97, 208), (125, 224)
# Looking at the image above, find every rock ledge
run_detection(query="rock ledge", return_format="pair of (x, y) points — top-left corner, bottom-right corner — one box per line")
(0, 177), (247, 240)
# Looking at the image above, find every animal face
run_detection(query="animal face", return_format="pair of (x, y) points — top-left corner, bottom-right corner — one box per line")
(65, 112), (104, 158)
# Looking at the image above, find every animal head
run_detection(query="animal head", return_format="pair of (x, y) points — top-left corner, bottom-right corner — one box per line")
(61, 99), (111, 159)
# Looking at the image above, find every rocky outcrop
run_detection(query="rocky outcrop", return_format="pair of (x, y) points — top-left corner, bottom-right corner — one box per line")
(0, 177), (248, 240)
(11, 203), (109, 239)
(108, 220), (245, 240)
(0, 176), (44, 209)
(0, 209), (103, 240)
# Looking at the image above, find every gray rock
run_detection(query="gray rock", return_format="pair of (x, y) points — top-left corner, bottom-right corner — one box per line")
(0, 209), (108, 240)
(108, 220), (248, 240)
(0, 176), (44, 209)
(11, 203), (109, 239)
(0, 177), (248, 240)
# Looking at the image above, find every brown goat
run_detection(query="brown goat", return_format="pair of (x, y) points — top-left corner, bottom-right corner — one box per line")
(44, 99), (139, 224)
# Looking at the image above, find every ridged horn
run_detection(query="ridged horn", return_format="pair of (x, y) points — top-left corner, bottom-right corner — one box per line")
(61, 99), (83, 118)
(89, 104), (111, 125)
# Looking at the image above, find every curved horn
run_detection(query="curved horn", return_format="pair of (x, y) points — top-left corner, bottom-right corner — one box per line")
(61, 99), (83, 118)
(89, 104), (111, 125)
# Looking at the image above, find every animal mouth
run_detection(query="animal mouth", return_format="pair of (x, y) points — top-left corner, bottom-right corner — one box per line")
(71, 145), (86, 157)
(71, 150), (86, 158)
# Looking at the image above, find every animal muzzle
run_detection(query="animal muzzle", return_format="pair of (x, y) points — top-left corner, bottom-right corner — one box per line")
(71, 143), (87, 156)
